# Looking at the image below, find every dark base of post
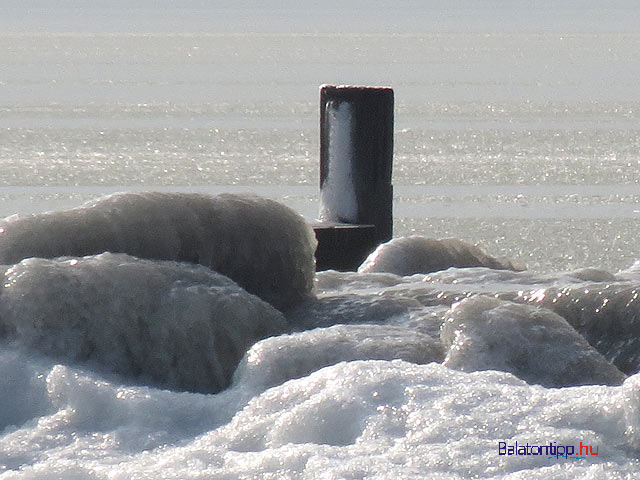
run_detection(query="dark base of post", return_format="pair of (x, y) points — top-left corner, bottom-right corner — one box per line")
(313, 223), (379, 271)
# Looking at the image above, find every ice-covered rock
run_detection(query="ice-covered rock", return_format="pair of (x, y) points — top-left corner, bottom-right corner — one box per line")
(0, 253), (288, 393)
(441, 296), (626, 387)
(233, 324), (445, 391)
(0, 192), (317, 310)
(359, 236), (524, 276)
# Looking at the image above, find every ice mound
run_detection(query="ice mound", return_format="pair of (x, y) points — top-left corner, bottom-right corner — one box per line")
(513, 283), (640, 375)
(0, 253), (288, 393)
(358, 236), (524, 276)
(3, 358), (640, 478)
(127, 363), (640, 478)
(0, 192), (317, 310)
(233, 324), (445, 391)
(441, 296), (626, 387)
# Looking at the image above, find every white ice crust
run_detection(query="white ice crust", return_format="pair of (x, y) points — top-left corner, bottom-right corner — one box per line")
(318, 100), (358, 223)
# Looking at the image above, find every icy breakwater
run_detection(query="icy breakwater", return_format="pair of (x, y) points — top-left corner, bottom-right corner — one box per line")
(0, 192), (639, 478)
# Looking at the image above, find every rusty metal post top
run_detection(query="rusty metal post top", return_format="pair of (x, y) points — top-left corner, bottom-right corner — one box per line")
(320, 84), (394, 98)
(320, 84), (393, 91)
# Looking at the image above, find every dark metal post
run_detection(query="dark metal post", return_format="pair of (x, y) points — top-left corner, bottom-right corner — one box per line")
(314, 85), (394, 271)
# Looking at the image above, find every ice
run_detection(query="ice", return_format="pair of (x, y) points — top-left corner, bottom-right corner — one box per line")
(0, 344), (52, 435)
(3, 359), (640, 479)
(0, 192), (317, 311)
(2, 262), (640, 477)
(0, 253), (288, 394)
(441, 296), (626, 387)
(3, 261), (635, 477)
(359, 236), (524, 275)
(319, 265), (640, 379)
(3, 4), (640, 476)
(512, 282), (640, 375)
(233, 324), (444, 392)
(286, 292), (427, 331)
(318, 100), (358, 224)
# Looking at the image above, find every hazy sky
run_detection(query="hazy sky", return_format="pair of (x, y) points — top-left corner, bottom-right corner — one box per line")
(1, 1), (638, 33)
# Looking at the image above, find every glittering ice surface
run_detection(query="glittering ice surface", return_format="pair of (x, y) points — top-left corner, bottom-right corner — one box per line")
(1, 349), (640, 479)
(1, 242), (640, 477)
(3, 1), (640, 477)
